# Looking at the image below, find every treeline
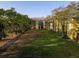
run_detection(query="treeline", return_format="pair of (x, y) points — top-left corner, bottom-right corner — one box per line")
(47, 2), (79, 41)
(0, 8), (31, 39)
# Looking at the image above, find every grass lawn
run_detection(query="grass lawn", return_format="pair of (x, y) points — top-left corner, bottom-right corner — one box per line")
(8, 30), (79, 58)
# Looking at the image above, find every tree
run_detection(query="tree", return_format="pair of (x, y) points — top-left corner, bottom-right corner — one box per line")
(0, 8), (31, 39)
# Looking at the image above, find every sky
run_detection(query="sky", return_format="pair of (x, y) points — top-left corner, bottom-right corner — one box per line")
(0, 1), (72, 18)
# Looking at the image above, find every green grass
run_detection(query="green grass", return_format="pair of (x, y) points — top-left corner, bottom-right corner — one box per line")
(12, 30), (79, 58)
(30, 30), (67, 46)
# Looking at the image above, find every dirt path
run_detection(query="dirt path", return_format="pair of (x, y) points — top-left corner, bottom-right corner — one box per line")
(0, 31), (39, 58)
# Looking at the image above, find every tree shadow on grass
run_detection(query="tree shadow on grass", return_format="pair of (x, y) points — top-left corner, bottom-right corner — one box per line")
(10, 40), (79, 58)
(14, 45), (74, 58)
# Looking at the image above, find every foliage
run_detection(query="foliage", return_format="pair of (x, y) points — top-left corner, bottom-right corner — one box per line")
(48, 2), (79, 40)
(0, 8), (31, 38)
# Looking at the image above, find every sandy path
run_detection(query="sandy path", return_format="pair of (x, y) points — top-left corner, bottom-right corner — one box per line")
(0, 31), (39, 58)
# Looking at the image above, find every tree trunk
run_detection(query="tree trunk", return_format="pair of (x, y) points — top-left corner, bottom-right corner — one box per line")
(52, 20), (55, 31)
(61, 23), (68, 39)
